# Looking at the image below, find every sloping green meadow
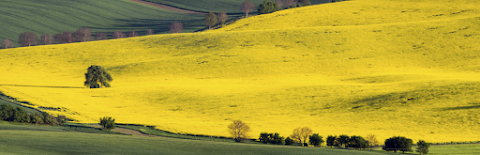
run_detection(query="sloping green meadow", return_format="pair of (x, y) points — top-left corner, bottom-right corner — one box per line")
(141, 0), (331, 13)
(0, 0), (205, 47)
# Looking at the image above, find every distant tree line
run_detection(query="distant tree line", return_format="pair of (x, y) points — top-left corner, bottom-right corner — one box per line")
(0, 22), (188, 49)
(227, 120), (430, 154)
(0, 104), (66, 125)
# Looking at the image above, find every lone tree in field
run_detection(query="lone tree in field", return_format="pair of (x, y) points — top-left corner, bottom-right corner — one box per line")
(76, 28), (91, 42)
(205, 12), (217, 29)
(169, 22), (184, 33)
(228, 120), (250, 142)
(128, 31), (138, 37)
(95, 32), (108, 40)
(1, 39), (13, 49)
(366, 134), (379, 149)
(290, 127), (312, 146)
(217, 12), (228, 26)
(100, 116), (115, 130)
(416, 140), (430, 155)
(146, 29), (154, 35)
(383, 136), (413, 153)
(41, 34), (54, 45)
(241, 1), (255, 17)
(84, 65), (113, 88)
(18, 32), (38, 47)
(309, 133), (324, 147)
(112, 31), (125, 39)
(258, 0), (282, 14)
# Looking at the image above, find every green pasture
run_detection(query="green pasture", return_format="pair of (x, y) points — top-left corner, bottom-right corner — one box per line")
(0, 0), (205, 47)
(0, 123), (401, 155)
(141, 0), (332, 14)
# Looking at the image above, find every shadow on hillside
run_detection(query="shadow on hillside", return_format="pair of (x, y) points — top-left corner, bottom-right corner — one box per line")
(0, 84), (83, 89)
(440, 103), (480, 110)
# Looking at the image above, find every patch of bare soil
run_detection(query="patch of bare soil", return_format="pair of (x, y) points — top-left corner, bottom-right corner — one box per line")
(129, 0), (206, 14)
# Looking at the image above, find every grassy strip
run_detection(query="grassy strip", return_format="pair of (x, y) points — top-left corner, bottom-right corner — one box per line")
(118, 124), (238, 142)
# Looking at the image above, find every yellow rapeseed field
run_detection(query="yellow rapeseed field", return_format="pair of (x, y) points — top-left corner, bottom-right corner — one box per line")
(0, 0), (479, 143)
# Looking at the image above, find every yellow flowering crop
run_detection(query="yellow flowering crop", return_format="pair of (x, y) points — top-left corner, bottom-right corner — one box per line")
(0, 0), (479, 143)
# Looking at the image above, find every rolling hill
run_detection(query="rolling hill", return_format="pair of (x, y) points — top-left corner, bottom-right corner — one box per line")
(0, 0), (479, 143)
(0, 0), (206, 47)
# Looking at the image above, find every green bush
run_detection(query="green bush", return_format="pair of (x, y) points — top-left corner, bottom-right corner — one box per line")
(416, 140), (430, 155)
(259, 132), (285, 145)
(327, 135), (338, 147)
(258, 0), (281, 14)
(285, 137), (295, 145)
(308, 133), (324, 147)
(383, 136), (413, 153)
(336, 134), (350, 148)
(348, 135), (369, 149)
(100, 116), (116, 130)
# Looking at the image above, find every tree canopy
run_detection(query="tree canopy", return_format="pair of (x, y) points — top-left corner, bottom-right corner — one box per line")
(84, 65), (113, 88)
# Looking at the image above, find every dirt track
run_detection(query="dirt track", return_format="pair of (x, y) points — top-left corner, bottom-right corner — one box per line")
(129, 0), (206, 14)
(90, 124), (167, 137)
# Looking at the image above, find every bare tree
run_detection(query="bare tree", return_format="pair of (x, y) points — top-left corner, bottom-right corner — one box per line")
(1, 39), (13, 49)
(205, 12), (217, 29)
(112, 31), (125, 39)
(128, 31), (138, 37)
(217, 12), (228, 26)
(241, 1), (255, 17)
(290, 127), (313, 146)
(95, 32), (108, 40)
(169, 22), (184, 33)
(41, 34), (54, 45)
(228, 120), (250, 142)
(18, 32), (38, 47)
(76, 28), (91, 42)
(146, 29), (154, 35)
(283, 0), (298, 7)
(276, 0), (284, 8)
(56, 31), (73, 43)
(366, 134), (379, 149)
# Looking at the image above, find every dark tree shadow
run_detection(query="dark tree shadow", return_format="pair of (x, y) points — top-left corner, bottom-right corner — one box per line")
(440, 103), (480, 110)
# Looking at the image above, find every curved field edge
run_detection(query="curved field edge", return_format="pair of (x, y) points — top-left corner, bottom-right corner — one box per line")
(0, 0), (479, 143)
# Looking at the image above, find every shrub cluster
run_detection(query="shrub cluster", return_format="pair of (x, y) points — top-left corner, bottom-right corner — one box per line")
(326, 135), (369, 149)
(259, 132), (285, 145)
(100, 116), (116, 130)
(383, 136), (413, 153)
(0, 104), (66, 125)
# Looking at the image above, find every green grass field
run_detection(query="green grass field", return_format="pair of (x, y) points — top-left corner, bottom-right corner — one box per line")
(0, 0), (206, 47)
(0, 123), (402, 155)
(1, 123), (479, 155)
(142, 0), (331, 13)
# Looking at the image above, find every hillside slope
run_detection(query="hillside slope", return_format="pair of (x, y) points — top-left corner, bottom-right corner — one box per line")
(0, 0), (205, 47)
(0, 0), (479, 143)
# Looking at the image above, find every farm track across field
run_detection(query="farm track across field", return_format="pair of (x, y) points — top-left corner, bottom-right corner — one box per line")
(129, 0), (206, 14)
